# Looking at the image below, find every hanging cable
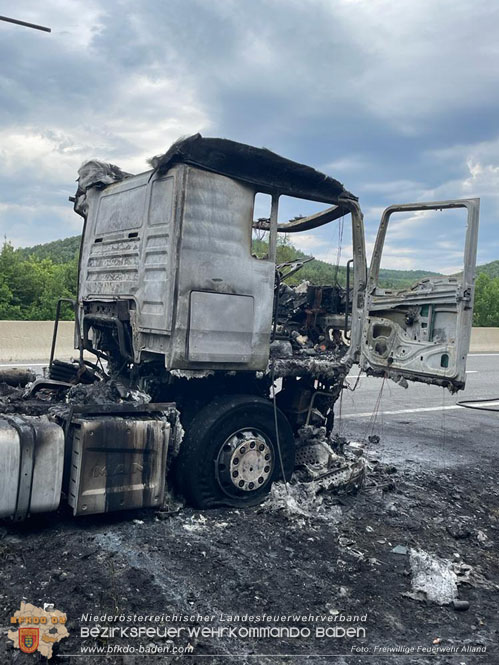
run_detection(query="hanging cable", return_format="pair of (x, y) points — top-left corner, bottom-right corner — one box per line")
(270, 361), (289, 494)
(333, 217), (344, 287)
(456, 397), (499, 412)
(362, 374), (387, 442)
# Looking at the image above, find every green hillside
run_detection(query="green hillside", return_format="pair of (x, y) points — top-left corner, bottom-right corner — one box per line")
(475, 260), (499, 279)
(16, 235), (80, 264)
(377, 268), (442, 289)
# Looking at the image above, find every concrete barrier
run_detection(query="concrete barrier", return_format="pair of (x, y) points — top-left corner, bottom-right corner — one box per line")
(1, 321), (499, 363)
(0, 321), (76, 362)
(469, 327), (499, 354)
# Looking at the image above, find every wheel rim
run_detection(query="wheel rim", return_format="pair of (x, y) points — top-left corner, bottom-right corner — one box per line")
(215, 428), (274, 496)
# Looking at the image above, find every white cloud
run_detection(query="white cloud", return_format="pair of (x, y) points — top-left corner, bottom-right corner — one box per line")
(291, 234), (326, 252)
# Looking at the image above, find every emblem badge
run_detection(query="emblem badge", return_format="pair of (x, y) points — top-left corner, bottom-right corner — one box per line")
(19, 627), (39, 654)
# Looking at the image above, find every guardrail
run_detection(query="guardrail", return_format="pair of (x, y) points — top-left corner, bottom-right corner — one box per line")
(1, 321), (499, 363)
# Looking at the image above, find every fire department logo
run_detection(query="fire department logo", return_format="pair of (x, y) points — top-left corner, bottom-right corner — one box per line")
(19, 627), (39, 654)
(8, 602), (69, 658)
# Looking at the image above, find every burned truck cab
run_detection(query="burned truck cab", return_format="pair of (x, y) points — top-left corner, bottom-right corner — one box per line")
(76, 136), (366, 375)
(71, 135), (479, 509)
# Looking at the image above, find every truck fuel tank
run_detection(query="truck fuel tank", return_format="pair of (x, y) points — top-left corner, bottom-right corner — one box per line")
(0, 415), (64, 520)
(66, 404), (174, 516)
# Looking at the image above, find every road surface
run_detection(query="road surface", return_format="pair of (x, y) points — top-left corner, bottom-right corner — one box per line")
(339, 353), (499, 471)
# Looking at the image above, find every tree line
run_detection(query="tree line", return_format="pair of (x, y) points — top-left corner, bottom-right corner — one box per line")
(0, 241), (78, 320)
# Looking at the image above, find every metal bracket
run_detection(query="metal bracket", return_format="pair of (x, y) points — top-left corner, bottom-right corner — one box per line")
(50, 298), (78, 370)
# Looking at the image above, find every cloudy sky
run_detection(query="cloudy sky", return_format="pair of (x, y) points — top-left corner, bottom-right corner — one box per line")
(0, 0), (498, 273)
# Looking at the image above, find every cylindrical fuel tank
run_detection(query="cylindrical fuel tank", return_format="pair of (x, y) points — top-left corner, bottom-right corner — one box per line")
(0, 416), (64, 520)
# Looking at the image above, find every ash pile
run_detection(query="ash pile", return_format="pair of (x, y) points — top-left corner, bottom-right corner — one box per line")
(264, 425), (367, 519)
(0, 361), (148, 417)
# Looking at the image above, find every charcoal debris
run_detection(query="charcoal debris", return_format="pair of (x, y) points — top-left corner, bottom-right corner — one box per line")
(446, 521), (472, 539)
(0, 367), (36, 387)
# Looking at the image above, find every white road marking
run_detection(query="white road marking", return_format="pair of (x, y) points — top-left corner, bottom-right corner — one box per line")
(468, 353), (499, 356)
(347, 370), (477, 380)
(341, 404), (463, 419)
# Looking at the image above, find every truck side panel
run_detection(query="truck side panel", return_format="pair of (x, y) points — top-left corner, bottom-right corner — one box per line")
(169, 167), (275, 370)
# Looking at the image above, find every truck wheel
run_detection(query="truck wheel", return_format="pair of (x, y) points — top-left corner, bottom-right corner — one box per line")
(174, 395), (295, 508)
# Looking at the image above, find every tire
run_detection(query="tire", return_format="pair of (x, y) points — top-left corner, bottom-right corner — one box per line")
(174, 395), (295, 508)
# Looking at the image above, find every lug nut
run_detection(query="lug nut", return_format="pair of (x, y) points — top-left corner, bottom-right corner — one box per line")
(232, 470), (238, 478)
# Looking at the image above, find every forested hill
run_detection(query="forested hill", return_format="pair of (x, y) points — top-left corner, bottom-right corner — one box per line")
(474, 260), (499, 278)
(0, 235), (496, 324)
(16, 235), (81, 264)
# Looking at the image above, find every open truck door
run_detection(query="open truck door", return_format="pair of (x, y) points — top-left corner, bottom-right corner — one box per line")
(360, 199), (479, 391)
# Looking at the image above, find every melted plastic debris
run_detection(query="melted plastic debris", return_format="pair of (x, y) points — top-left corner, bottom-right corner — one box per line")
(66, 381), (122, 405)
(263, 480), (343, 521)
(407, 548), (459, 605)
(264, 428), (366, 521)
(128, 389), (152, 404)
(77, 160), (133, 191)
(169, 369), (215, 380)
(170, 410), (185, 458)
(182, 514), (208, 533)
(271, 355), (349, 381)
(66, 381), (151, 406)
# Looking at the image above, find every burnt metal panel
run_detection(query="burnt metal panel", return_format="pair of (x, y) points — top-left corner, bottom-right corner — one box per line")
(360, 199), (480, 390)
(169, 166), (275, 370)
(78, 168), (181, 356)
(68, 417), (169, 516)
(188, 292), (254, 362)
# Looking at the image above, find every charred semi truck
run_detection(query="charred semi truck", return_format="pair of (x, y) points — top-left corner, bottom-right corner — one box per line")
(0, 135), (479, 520)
